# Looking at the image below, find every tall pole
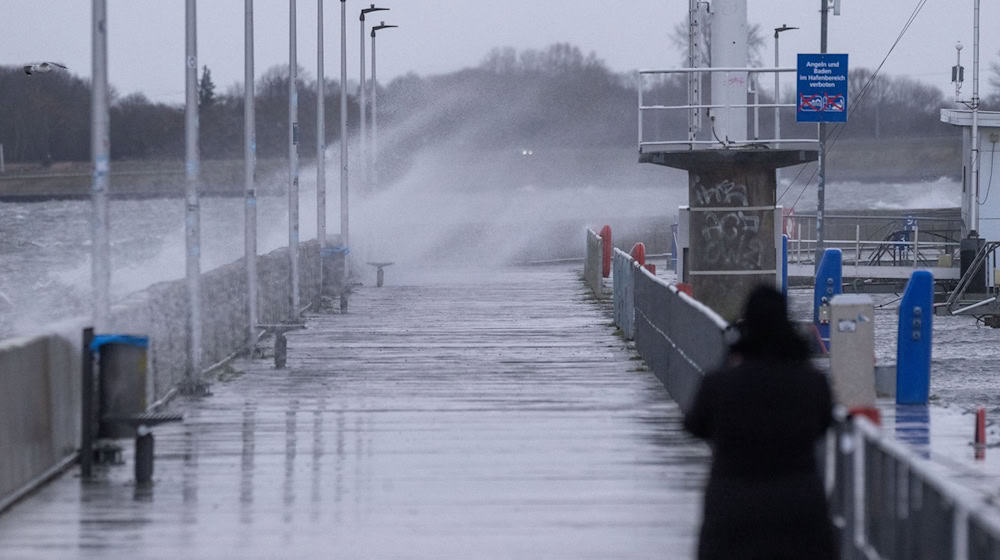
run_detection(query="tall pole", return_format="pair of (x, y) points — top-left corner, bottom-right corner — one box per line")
(288, 0), (300, 320)
(970, 0), (981, 237)
(91, 0), (110, 332)
(815, 0), (828, 270)
(360, 10), (367, 190)
(359, 5), (389, 190)
(340, 0), (348, 256)
(317, 0), (326, 296)
(774, 31), (780, 145)
(370, 29), (378, 190)
(370, 22), (396, 190)
(184, 0), (203, 388)
(244, 0), (258, 348)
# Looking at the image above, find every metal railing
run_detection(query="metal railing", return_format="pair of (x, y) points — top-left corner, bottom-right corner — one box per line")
(638, 67), (819, 152)
(786, 215), (962, 269)
(832, 415), (1000, 559)
(612, 250), (727, 411)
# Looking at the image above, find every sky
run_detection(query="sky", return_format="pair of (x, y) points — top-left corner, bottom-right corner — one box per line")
(1, 1), (998, 104)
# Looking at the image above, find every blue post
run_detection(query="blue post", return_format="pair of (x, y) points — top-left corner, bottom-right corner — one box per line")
(813, 248), (842, 352)
(896, 270), (933, 405)
(781, 234), (789, 297)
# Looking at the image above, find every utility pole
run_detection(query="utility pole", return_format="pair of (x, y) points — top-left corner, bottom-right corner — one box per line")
(339, 0), (349, 312)
(183, 0), (204, 393)
(815, 0), (829, 270)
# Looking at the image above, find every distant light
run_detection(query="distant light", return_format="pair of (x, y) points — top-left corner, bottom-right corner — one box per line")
(520, 149), (535, 156)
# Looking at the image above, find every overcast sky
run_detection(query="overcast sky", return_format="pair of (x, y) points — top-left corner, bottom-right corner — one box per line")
(2, 1), (997, 104)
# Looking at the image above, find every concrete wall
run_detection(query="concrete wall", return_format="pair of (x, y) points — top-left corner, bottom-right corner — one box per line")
(0, 334), (80, 511)
(108, 241), (322, 400)
(0, 241), (323, 509)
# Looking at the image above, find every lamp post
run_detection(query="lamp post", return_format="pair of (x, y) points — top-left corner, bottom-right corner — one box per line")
(183, 0), (204, 393)
(773, 24), (797, 147)
(244, 0), (257, 349)
(370, 21), (397, 190)
(360, 4), (388, 190)
(91, 0), (110, 332)
(288, 0), (300, 320)
(317, 0), (326, 297)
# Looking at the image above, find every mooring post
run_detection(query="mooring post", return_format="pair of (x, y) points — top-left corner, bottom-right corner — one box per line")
(896, 270), (934, 405)
(134, 427), (154, 485)
(813, 248), (843, 352)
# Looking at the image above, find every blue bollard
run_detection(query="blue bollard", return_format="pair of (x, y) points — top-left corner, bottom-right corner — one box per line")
(813, 249), (843, 352)
(781, 234), (789, 298)
(896, 270), (933, 405)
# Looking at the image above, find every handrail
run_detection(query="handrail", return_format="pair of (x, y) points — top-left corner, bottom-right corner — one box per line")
(637, 66), (818, 151)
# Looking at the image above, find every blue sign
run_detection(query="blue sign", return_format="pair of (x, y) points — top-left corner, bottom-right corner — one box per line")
(796, 53), (848, 123)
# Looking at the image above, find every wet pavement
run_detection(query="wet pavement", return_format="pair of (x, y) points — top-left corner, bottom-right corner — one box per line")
(0, 266), (709, 559)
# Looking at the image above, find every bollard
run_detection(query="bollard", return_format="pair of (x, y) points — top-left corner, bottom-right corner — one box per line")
(135, 426), (154, 485)
(367, 262), (394, 288)
(976, 407), (986, 460)
(896, 270), (933, 404)
(275, 332), (287, 369)
(599, 225), (612, 278)
(813, 249), (843, 352)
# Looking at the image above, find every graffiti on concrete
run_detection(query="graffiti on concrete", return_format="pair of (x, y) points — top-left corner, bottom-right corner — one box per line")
(694, 178), (749, 207)
(700, 210), (765, 269)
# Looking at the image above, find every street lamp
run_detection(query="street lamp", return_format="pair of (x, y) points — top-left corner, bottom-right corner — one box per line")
(288, 0), (300, 319)
(317, 0), (326, 296)
(370, 20), (397, 190)
(773, 24), (797, 146)
(360, 4), (388, 190)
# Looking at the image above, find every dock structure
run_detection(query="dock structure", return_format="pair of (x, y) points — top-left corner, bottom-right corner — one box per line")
(0, 266), (709, 558)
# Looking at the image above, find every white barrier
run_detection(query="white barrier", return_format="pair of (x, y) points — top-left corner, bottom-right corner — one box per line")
(584, 228), (604, 298)
(612, 248), (635, 340)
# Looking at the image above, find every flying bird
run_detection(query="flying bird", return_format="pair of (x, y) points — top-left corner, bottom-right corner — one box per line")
(23, 62), (67, 76)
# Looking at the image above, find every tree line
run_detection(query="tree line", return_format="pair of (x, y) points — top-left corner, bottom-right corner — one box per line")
(1, 43), (999, 166)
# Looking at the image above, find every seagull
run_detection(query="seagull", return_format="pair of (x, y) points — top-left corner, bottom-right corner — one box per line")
(23, 62), (67, 75)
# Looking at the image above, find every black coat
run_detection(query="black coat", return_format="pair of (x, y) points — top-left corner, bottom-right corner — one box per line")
(684, 355), (835, 560)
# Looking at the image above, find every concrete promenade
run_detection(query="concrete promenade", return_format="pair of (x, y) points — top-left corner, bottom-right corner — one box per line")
(0, 266), (709, 559)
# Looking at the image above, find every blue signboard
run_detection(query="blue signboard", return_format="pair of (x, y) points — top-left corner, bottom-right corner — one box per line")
(796, 53), (848, 123)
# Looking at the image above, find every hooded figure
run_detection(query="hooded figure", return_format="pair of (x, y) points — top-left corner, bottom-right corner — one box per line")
(684, 286), (835, 560)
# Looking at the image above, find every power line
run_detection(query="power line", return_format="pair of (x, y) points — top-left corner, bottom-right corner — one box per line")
(781, 0), (931, 210)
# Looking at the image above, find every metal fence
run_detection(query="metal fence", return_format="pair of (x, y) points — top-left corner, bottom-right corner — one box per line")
(584, 228), (604, 298)
(831, 416), (1000, 559)
(620, 255), (728, 411)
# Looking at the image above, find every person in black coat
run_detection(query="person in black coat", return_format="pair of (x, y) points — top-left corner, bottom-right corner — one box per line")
(684, 285), (835, 560)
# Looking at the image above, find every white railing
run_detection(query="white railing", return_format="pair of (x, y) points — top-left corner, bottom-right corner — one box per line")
(833, 416), (1000, 559)
(638, 67), (819, 152)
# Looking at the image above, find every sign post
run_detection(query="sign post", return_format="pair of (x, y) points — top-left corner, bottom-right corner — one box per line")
(796, 53), (849, 123)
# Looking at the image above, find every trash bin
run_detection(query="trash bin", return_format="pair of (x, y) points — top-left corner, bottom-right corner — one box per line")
(90, 335), (149, 439)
